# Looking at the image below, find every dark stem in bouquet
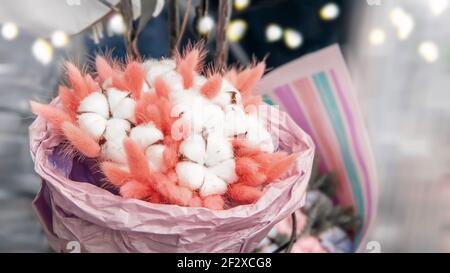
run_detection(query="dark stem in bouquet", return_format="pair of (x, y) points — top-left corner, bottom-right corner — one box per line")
(215, 0), (232, 68)
(168, 0), (180, 51)
(175, 0), (192, 50)
(120, 0), (140, 59)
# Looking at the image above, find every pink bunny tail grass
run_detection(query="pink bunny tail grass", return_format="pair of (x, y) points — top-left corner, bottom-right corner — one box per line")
(228, 183), (263, 204)
(101, 162), (130, 187)
(61, 122), (101, 158)
(95, 55), (114, 82)
(203, 195), (225, 210)
(84, 74), (100, 93)
(124, 61), (145, 99)
(58, 86), (80, 120)
(134, 93), (163, 129)
(224, 68), (238, 86)
(123, 138), (151, 182)
(188, 193), (203, 207)
(235, 157), (267, 187)
(156, 97), (174, 135)
(242, 94), (263, 112)
(162, 141), (179, 171)
(30, 101), (72, 130)
(151, 172), (193, 206)
(147, 191), (164, 204)
(263, 153), (298, 182)
(154, 77), (170, 99)
(65, 62), (89, 100)
(232, 139), (261, 157)
(176, 45), (205, 89)
(120, 180), (153, 200)
(236, 62), (266, 96)
(200, 73), (222, 99)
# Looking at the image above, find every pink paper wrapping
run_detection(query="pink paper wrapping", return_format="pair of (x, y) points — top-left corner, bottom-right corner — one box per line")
(29, 104), (315, 253)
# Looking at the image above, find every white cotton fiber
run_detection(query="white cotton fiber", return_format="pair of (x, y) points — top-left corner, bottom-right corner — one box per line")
(77, 113), (107, 140)
(78, 92), (109, 119)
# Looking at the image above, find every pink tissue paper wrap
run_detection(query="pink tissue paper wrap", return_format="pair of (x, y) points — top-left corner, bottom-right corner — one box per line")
(29, 104), (315, 253)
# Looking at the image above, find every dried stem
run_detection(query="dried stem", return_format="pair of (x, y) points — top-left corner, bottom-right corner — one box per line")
(168, 0), (180, 51)
(175, 0), (192, 50)
(215, 0), (232, 68)
(120, 0), (140, 59)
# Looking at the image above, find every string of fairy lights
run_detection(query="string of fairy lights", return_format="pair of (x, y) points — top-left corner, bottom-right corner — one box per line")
(0, 0), (447, 65)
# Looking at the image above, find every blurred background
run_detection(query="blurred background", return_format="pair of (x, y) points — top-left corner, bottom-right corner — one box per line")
(0, 0), (449, 252)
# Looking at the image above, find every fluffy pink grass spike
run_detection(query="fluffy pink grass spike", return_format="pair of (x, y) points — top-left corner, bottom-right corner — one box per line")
(224, 68), (238, 86)
(124, 61), (145, 99)
(123, 138), (151, 182)
(61, 122), (101, 158)
(150, 172), (193, 207)
(201, 73), (222, 99)
(30, 101), (72, 130)
(65, 62), (89, 100)
(95, 56), (114, 82)
(84, 74), (99, 93)
(203, 195), (225, 210)
(154, 77), (170, 99)
(236, 62), (265, 96)
(120, 180), (153, 199)
(228, 183), (263, 205)
(235, 157), (267, 187)
(58, 86), (79, 120)
(101, 162), (131, 187)
(177, 46), (204, 89)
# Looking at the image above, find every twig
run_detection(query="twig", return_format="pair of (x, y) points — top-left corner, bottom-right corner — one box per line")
(168, 0), (180, 51)
(215, 0), (232, 68)
(120, 0), (140, 59)
(175, 0), (192, 50)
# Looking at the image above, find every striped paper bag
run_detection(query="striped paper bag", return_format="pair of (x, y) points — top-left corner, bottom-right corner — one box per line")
(260, 45), (378, 251)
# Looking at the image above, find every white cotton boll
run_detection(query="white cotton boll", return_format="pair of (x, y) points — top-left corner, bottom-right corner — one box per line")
(144, 59), (176, 85)
(200, 172), (228, 197)
(101, 139), (127, 164)
(176, 161), (205, 190)
(142, 81), (151, 93)
(179, 134), (206, 164)
(246, 116), (274, 153)
(129, 124), (163, 150)
(78, 92), (109, 119)
(162, 70), (184, 92)
(202, 104), (225, 136)
(77, 113), (107, 140)
(224, 105), (248, 137)
(205, 135), (233, 167)
(104, 118), (130, 141)
(145, 144), (165, 172)
(111, 97), (136, 123)
(211, 79), (242, 107)
(106, 88), (129, 110)
(209, 159), (238, 183)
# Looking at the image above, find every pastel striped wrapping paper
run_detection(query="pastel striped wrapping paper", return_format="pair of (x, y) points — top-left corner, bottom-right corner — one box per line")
(260, 45), (378, 250)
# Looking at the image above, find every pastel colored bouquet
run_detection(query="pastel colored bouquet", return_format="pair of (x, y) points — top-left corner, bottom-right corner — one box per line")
(29, 46), (315, 252)
(31, 46), (301, 210)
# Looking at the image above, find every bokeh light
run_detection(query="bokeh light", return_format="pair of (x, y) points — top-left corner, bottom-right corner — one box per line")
(418, 41), (439, 63)
(234, 0), (250, 11)
(265, 24), (283, 42)
(283, 29), (303, 49)
(51, 31), (69, 48)
(1, 22), (19, 41)
(197, 15), (215, 36)
(320, 3), (340, 21)
(226, 19), (247, 42)
(31, 38), (53, 65)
